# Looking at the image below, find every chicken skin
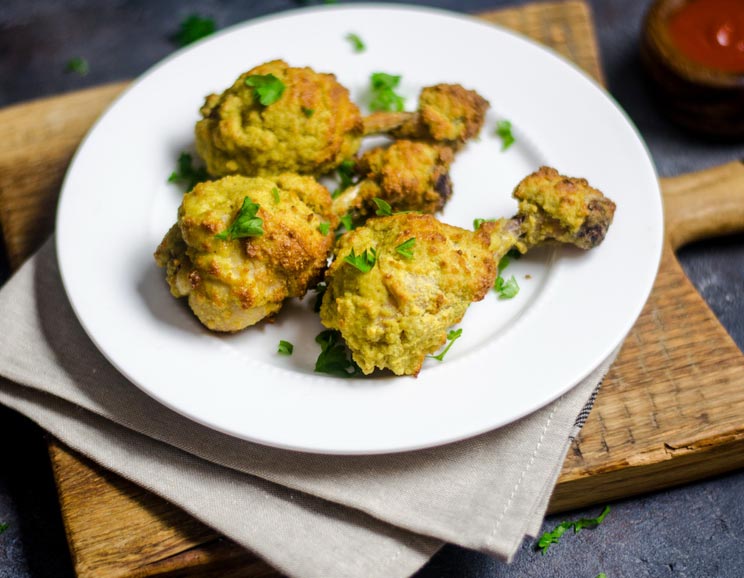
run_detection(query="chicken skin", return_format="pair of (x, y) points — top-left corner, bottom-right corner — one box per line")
(320, 167), (616, 375)
(331, 140), (455, 221)
(155, 174), (337, 332)
(195, 60), (364, 177)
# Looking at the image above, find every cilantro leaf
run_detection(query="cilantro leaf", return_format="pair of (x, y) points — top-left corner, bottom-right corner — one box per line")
(337, 213), (355, 236)
(494, 249), (521, 299)
(428, 328), (463, 362)
(494, 275), (519, 299)
(369, 72), (405, 112)
(65, 57), (89, 76)
(313, 282), (327, 313)
(597, 574), (607, 578)
(314, 330), (360, 377)
(496, 119), (515, 151)
(333, 159), (357, 198)
(245, 74), (285, 106)
(497, 248), (521, 272)
(373, 197), (393, 216)
(272, 187), (280, 204)
(346, 33), (366, 52)
(536, 506), (611, 554)
(344, 247), (377, 273)
(318, 222), (330, 235)
(168, 152), (209, 191)
(395, 237), (415, 259)
(473, 217), (496, 230)
(0, 522), (7, 535)
(175, 14), (216, 46)
(215, 196), (264, 241)
(277, 340), (294, 355)
(302, 107), (315, 118)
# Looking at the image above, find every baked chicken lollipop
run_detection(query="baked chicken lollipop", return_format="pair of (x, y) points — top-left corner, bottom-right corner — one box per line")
(320, 167), (616, 375)
(331, 84), (490, 220)
(155, 174), (337, 332)
(196, 60), (364, 177)
(363, 83), (490, 149)
(331, 140), (455, 221)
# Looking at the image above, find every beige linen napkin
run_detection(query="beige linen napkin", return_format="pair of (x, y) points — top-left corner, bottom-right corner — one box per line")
(0, 238), (616, 577)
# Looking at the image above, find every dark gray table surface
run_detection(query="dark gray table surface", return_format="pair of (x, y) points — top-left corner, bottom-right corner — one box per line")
(1, 1), (743, 577)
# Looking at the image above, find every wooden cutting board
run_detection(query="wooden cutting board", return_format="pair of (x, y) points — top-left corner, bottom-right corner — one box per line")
(1, 2), (743, 576)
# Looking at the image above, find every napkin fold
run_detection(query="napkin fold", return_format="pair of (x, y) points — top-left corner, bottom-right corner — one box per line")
(0, 238), (616, 577)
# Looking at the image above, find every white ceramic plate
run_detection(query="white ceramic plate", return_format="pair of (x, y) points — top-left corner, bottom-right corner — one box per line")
(56, 4), (663, 454)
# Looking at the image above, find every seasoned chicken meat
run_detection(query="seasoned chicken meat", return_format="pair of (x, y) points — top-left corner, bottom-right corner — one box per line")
(330, 84), (489, 220)
(331, 140), (455, 221)
(363, 84), (490, 148)
(320, 213), (496, 376)
(155, 174), (337, 332)
(320, 167), (616, 375)
(195, 60), (364, 177)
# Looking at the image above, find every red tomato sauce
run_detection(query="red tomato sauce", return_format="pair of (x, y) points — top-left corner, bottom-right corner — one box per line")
(668, 0), (744, 73)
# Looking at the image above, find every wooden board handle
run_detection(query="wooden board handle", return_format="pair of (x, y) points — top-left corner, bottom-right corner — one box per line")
(661, 160), (744, 250)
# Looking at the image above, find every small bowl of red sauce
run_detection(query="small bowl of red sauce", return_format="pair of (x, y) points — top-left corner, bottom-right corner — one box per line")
(641, 0), (744, 138)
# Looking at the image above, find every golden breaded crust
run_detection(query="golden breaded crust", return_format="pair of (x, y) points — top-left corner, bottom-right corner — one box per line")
(332, 140), (454, 221)
(390, 84), (490, 147)
(195, 60), (363, 177)
(320, 213), (496, 375)
(514, 166), (616, 250)
(155, 175), (336, 332)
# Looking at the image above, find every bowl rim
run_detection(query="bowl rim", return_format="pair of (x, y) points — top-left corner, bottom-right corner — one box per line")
(643, 0), (744, 88)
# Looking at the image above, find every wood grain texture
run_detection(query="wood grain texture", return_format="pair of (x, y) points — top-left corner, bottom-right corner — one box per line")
(0, 1), (742, 576)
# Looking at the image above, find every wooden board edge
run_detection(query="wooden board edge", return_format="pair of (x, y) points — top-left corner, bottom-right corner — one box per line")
(549, 433), (744, 513)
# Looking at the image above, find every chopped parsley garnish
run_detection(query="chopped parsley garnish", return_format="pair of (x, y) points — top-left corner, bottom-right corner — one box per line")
(373, 197), (393, 216)
(494, 249), (520, 299)
(272, 187), (280, 204)
(277, 340), (294, 355)
(428, 328), (463, 362)
(536, 505), (611, 554)
(495, 275), (519, 299)
(245, 74), (285, 106)
(346, 33), (366, 52)
(313, 281), (327, 313)
(395, 237), (415, 259)
(333, 159), (357, 198)
(314, 329), (361, 377)
(497, 248), (520, 273)
(369, 72), (405, 112)
(0, 522), (7, 534)
(65, 57), (89, 76)
(215, 196), (264, 241)
(496, 119), (515, 151)
(168, 152), (209, 191)
(175, 14), (216, 46)
(344, 247), (377, 273)
(337, 213), (355, 235)
(318, 222), (330, 235)
(302, 106), (315, 118)
(473, 217), (496, 230)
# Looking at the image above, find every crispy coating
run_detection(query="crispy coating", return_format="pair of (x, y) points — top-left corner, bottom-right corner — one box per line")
(331, 140), (455, 221)
(364, 84), (490, 149)
(321, 167), (616, 376)
(155, 174), (337, 332)
(512, 166), (617, 251)
(320, 213), (496, 376)
(195, 60), (363, 177)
